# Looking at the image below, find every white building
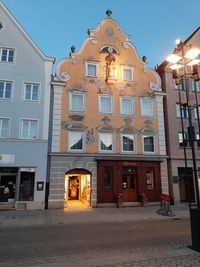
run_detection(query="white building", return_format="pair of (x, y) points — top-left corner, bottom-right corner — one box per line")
(0, 2), (54, 209)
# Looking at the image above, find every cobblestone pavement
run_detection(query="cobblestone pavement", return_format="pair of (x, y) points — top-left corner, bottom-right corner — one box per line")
(0, 205), (199, 266)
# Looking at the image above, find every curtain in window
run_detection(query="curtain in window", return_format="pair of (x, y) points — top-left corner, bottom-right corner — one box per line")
(121, 98), (133, 114)
(69, 132), (83, 150)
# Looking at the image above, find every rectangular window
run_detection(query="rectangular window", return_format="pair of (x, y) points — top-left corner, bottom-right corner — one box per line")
(99, 95), (112, 114)
(176, 102), (188, 118)
(194, 106), (200, 119)
(196, 133), (200, 148)
(143, 135), (155, 153)
(141, 98), (154, 116)
(1, 48), (14, 63)
(99, 133), (113, 152)
(68, 131), (84, 151)
(121, 134), (135, 152)
(122, 67), (134, 81)
(70, 93), (85, 112)
(120, 97), (134, 115)
(146, 169), (154, 190)
(0, 80), (12, 99)
(178, 132), (189, 147)
(85, 62), (98, 77)
(21, 120), (38, 139)
(192, 80), (200, 92)
(24, 83), (39, 101)
(0, 118), (10, 137)
(174, 80), (185, 90)
(104, 167), (113, 190)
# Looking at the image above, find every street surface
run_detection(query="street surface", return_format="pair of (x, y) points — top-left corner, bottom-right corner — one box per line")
(0, 205), (200, 266)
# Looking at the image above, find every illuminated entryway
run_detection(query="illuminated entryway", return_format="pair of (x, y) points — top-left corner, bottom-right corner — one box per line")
(64, 169), (91, 208)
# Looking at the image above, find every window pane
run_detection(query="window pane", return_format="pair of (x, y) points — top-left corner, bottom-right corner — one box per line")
(5, 82), (11, 98)
(22, 121), (29, 138)
(1, 49), (7, 61)
(144, 136), (154, 152)
(141, 99), (153, 116)
(176, 103), (181, 117)
(104, 167), (112, 190)
(100, 96), (112, 113)
(25, 84), (31, 100)
(8, 50), (14, 62)
(69, 132), (83, 150)
(121, 98), (133, 114)
(122, 134), (134, 152)
(71, 94), (84, 111)
(30, 121), (37, 138)
(32, 85), (39, 101)
(0, 119), (9, 137)
(123, 68), (133, 81)
(87, 64), (97, 76)
(0, 82), (4, 97)
(100, 133), (113, 151)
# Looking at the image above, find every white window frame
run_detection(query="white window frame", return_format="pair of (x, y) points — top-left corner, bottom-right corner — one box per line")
(121, 133), (135, 153)
(98, 95), (113, 114)
(0, 47), (15, 63)
(122, 66), (134, 81)
(99, 132), (114, 153)
(120, 96), (134, 115)
(0, 117), (10, 138)
(69, 92), (85, 112)
(20, 119), (38, 140)
(142, 135), (155, 154)
(68, 131), (84, 152)
(140, 97), (154, 117)
(0, 80), (13, 100)
(85, 61), (99, 77)
(23, 82), (40, 102)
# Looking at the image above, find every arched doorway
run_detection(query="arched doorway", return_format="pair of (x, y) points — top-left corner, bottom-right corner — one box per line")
(64, 169), (91, 208)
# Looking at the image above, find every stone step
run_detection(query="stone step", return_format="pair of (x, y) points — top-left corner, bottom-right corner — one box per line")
(0, 203), (15, 211)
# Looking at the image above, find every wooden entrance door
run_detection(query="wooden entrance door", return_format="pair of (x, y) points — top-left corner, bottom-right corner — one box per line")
(122, 167), (137, 202)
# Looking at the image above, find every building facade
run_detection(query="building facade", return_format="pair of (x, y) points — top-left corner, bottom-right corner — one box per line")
(157, 27), (200, 204)
(0, 2), (54, 209)
(48, 10), (169, 209)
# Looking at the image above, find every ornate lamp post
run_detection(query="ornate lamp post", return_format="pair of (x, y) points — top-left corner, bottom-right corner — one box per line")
(167, 40), (200, 252)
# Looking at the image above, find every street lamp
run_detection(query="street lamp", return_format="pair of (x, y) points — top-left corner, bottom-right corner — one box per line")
(167, 39), (200, 252)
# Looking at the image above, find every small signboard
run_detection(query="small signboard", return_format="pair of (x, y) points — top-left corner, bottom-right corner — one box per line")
(160, 194), (170, 201)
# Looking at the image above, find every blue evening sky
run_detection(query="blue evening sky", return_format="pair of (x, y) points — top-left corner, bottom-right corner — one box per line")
(1, 0), (200, 68)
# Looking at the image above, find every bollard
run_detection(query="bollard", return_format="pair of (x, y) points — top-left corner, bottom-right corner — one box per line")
(140, 193), (148, 207)
(117, 193), (123, 208)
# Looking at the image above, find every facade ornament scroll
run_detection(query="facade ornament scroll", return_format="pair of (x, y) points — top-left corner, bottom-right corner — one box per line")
(123, 42), (129, 49)
(149, 82), (161, 91)
(90, 38), (97, 45)
(56, 71), (70, 82)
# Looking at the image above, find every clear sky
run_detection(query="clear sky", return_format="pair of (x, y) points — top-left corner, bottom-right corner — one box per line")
(1, 0), (200, 68)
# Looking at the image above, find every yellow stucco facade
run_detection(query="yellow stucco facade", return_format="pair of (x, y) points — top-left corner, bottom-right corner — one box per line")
(49, 11), (169, 209)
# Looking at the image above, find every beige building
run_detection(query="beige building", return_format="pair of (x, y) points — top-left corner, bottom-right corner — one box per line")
(48, 10), (169, 209)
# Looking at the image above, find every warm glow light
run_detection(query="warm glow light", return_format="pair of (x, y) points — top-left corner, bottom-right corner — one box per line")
(175, 39), (181, 45)
(187, 59), (200, 65)
(167, 54), (181, 63)
(169, 64), (183, 70)
(185, 49), (200, 59)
